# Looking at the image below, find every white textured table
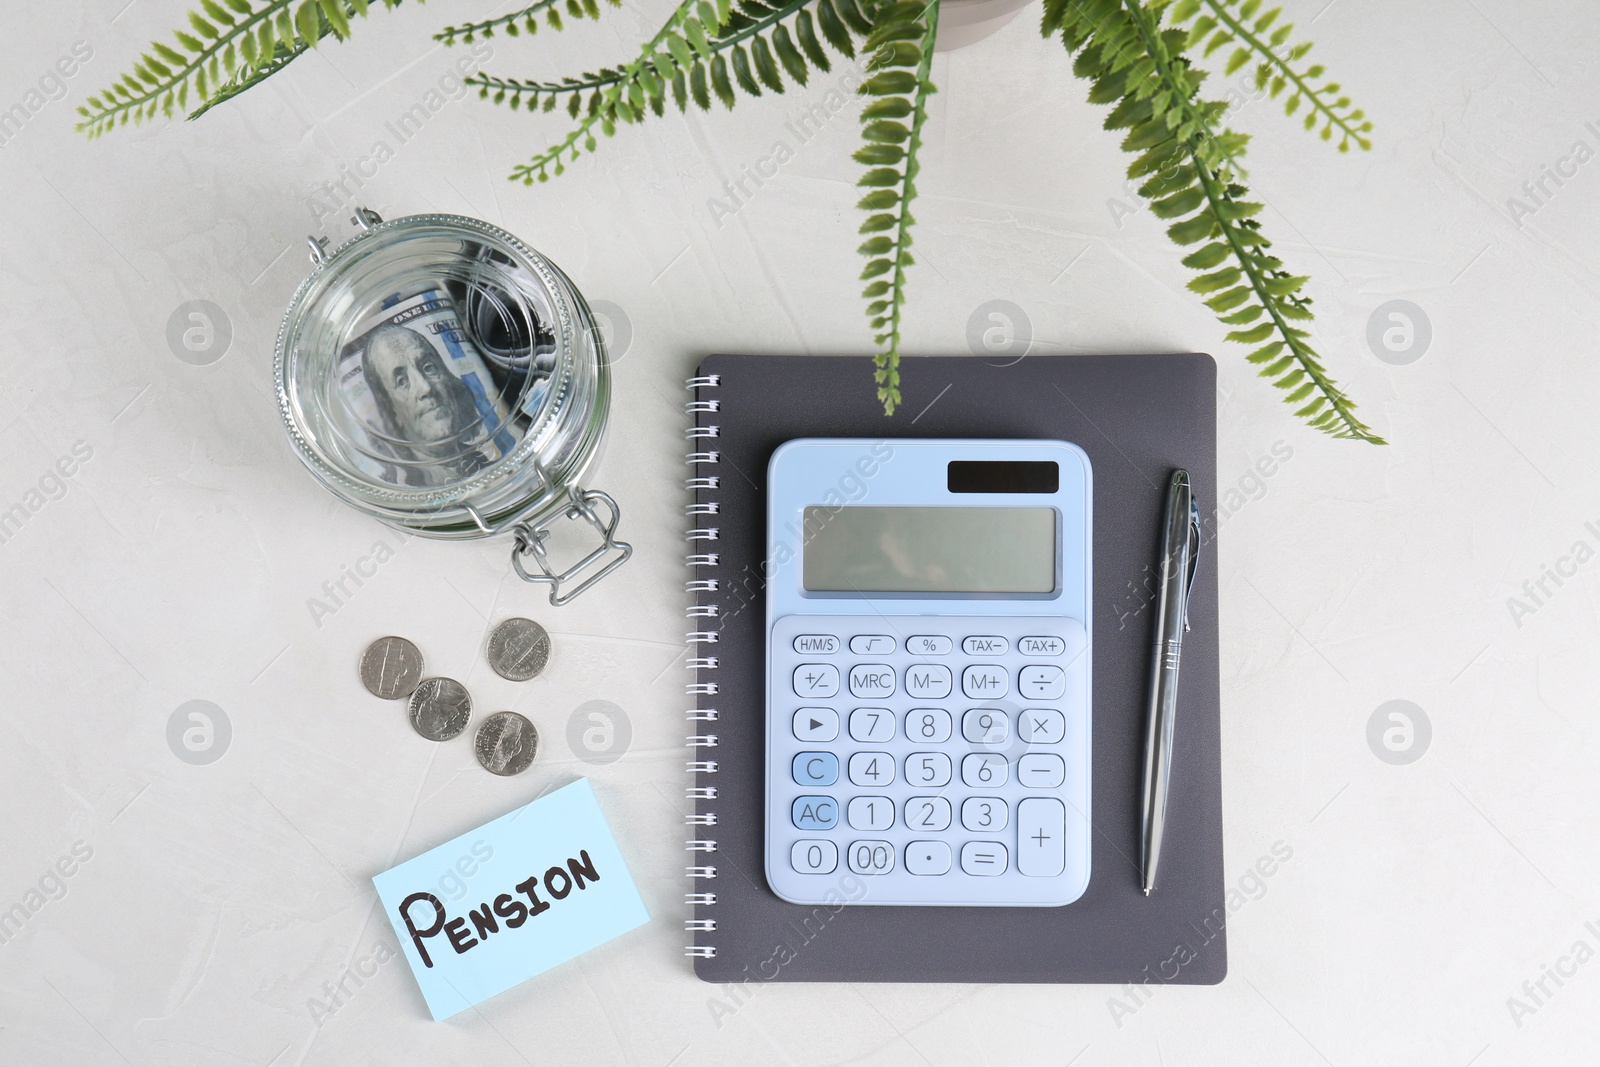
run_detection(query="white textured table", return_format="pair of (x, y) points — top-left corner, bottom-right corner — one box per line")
(3, 0), (1597, 1062)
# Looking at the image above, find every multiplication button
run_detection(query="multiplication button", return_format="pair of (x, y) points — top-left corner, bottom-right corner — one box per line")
(793, 663), (839, 698)
(1018, 709), (1064, 744)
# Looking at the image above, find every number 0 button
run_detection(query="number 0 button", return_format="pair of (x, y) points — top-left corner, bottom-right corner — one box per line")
(791, 839), (838, 874)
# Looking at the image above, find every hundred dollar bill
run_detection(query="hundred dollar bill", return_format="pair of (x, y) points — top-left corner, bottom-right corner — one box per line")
(337, 288), (521, 487)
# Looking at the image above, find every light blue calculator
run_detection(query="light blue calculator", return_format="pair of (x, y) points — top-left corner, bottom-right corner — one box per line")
(765, 439), (1092, 907)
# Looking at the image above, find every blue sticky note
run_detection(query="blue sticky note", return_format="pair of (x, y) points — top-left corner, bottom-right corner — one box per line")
(373, 778), (650, 1019)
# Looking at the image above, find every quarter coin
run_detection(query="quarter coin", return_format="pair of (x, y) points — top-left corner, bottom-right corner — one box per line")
(360, 636), (424, 699)
(486, 618), (550, 681)
(475, 711), (539, 776)
(408, 677), (472, 742)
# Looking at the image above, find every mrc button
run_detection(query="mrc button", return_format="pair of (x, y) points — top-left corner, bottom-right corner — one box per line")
(848, 664), (896, 698)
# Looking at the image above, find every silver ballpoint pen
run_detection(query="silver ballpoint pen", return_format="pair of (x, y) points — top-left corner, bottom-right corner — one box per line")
(1140, 469), (1201, 897)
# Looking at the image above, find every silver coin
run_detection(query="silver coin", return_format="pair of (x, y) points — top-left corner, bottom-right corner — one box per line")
(475, 711), (539, 776)
(408, 677), (472, 742)
(486, 618), (550, 681)
(360, 636), (424, 700)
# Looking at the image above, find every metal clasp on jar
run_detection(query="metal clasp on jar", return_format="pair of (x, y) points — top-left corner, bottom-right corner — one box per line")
(507, 485), (632, 606)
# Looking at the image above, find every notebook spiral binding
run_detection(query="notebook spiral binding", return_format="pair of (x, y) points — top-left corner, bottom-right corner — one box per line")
(684, 374), (721, 961)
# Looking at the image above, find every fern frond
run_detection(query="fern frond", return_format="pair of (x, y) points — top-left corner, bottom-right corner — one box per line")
(1046, 0), (1380, 441)
(493, 0), (868, 183)
(76, 0), (401, 137)
(435, 0), (621, 45)
(1170, 0), (1372, 150)
(853, 0), (938, 415)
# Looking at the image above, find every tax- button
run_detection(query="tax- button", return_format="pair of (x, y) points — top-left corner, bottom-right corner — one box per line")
(1017, 798), (1065, 876)
(962, 635), (1008, 656)
(792, 751), (839, 786)
(848, 664), (896, 698)
(791, 796), (838, 830)
(904, 663), (952, 698)
(849, 635), (895, 655)
(1018, 664), (1066, 700)
(792, 663), (839, 698)
(962, 664), (1009, 699)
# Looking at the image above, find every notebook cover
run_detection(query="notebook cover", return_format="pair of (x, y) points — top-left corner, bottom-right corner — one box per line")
(688, 353), (1225, 984)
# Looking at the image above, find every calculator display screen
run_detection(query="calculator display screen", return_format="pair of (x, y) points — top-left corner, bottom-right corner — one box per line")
(801, 506), (1056, 593)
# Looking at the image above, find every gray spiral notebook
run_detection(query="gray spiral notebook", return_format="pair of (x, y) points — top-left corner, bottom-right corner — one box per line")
(684, 353), (1225, 984)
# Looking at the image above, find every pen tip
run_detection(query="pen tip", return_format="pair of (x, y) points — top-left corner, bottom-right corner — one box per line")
(1143, 886), (1151, 897)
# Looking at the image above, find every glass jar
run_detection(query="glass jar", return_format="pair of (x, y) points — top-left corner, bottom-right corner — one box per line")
(274, 208), (630, 604)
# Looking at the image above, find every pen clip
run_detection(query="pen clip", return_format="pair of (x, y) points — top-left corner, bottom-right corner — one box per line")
(1181, 497), (1201, 633)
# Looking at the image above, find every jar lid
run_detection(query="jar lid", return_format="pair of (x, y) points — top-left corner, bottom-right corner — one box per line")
(275, 209), (631, 603)
(276, 211), (590, 525)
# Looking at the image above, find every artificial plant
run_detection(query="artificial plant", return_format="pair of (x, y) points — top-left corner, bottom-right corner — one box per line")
(79, 0), (1380, 441)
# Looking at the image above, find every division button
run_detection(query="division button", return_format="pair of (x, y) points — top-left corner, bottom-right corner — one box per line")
(905, 841), (952, 876)
(1017, 798), (1066, 877)
(791, 839), (838, 874)
(792, 708), (838, 742)
(791, 796), (838, 830)
(792, 663), (840, 698)
(960, 841), (1008, 876)
(1018, 664), (1065, 700)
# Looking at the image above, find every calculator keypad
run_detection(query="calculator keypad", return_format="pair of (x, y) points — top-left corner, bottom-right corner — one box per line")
(769, 614), (1090, 907)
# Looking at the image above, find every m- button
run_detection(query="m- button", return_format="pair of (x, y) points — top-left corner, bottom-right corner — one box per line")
(849, 664), (896, 698)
